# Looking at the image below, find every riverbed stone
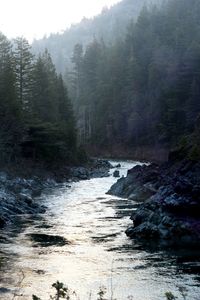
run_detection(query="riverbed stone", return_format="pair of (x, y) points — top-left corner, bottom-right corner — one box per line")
(113, 170), (120, 177)
(109, 158), (200, 246)
(19, 193), (33, 205)
(0, 217), (5, 228)
(28, 233), (70, 247)
(114, 163), (121, 168)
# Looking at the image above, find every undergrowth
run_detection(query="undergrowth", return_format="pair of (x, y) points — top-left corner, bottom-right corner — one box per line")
(32, 281), (188, 300)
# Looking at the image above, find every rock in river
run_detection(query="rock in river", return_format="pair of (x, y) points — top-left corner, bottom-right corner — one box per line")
(108, 159), (200, 246)
(113, 170), (120, 178)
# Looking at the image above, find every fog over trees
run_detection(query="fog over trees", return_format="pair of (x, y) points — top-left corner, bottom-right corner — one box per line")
(67, 0), (200, 159)
(1, 0), (200, 164)
(32, 0), (164, 74)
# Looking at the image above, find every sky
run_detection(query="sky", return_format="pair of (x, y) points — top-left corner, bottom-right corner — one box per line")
(0, 0), (121, 42)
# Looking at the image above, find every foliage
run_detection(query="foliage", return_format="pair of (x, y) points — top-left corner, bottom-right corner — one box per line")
(97, 286), (107, 300)
(32, 296), (41, 300)
(32, 281), (188, 300)
(2, 0), (200, 163)
(51, 281), (72, 300)
(0, 33), (78, 167)
(14, 37), (34, 111)
(32, 281), (75, 300)
(66, 0), (200, 158)
(32, 0), (163, 74)
(0, 33), (23, 163)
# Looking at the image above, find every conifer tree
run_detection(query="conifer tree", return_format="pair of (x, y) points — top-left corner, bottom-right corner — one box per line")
(71, 43), (83, 105)
(0, 33), (22, 162)
(14, 37), (34, 112)
(31, 50), (58, 122)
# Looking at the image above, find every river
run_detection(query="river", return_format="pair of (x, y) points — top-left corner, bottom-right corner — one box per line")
(0, 161), (200, 300)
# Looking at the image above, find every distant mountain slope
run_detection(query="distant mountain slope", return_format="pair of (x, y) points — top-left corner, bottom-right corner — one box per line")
(32, 0), (164, 73)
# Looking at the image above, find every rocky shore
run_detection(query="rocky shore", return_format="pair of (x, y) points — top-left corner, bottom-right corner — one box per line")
(68, 158), (112, 181)
(0, 159), (112, 229)
(0, 173), (47, 229)
(108, 158), (200, 246)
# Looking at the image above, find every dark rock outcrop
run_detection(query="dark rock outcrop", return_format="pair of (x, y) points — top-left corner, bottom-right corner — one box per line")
(69, 159), (112, 180)
(0, 174), (57, 228)
(108, 159), (200, 246)
(114, 164), (121, 168)
(113, 170), (120, 178)
(28, 233), (70, 247)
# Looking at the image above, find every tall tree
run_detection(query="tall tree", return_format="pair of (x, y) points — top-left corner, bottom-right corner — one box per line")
(31, 49), (58, 123)
(71, 43), (83, 106)
(14, 37), (34, 112)
(0, 33), (23, 162)
(24, 50), (77, 164)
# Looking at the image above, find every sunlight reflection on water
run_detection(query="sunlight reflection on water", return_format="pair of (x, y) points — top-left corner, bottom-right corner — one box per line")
(0, 161), (200, 300)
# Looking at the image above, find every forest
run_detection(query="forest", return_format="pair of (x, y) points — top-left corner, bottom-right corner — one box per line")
(0, 34), (77, 168)
(32, 0), (164, 74)
(32, 0), (200, 161)
(1, 0), (200, 166)
(67, 0), (200, 160)
(0, 0), (200, 299)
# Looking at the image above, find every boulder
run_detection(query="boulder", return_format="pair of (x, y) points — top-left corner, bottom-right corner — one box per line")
(107, 177), (126, 196)
(113, 170), (120, 178)
(107, 159), (200, 246)
(19, 193), (33, 205)
(71, 167), (89, 180)
(0, 217), (5, 228)
(115, 164), (121, 168)
(126, 222), (160, 239)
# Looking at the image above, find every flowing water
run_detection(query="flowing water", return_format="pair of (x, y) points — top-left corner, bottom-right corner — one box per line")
(0, 161), (200, 300)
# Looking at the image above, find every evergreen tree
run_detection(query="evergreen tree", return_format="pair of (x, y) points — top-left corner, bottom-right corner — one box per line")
(13, 37), (34, 112)
(0, 33), (23, 163)
(23, 50), (77, 164)
(71, 43), (83, 105)
(31, 50), (58, 122)
(56, 74), (77, 152)
(68, 0), (200, 154)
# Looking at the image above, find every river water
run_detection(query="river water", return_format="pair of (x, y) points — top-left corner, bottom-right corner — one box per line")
(0, 161), (200, 300)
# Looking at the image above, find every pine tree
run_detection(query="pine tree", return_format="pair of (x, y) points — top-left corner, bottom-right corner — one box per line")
(56, 75), (77, 150)
(71, 43), (83, 105)
(0, 33), (23, 163)
(23, 50), (77, 164)
(31, 50), (58, 123)
(14, 37), (34, 112)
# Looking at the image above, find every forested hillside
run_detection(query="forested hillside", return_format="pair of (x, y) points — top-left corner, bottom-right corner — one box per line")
(32, 0), (163, 74)
(0, 34), (77, 168)
(3, 0), (200, 163)
(68, 0), (200, 160)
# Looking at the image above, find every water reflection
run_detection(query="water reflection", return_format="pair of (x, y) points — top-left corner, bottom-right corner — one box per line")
(0, 161), (200, 300)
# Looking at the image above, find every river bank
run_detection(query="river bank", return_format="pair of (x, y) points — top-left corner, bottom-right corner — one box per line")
(86, 144), (169, 163)
(0, 159), (112, 229)
(0, 160), (199, 300)
(108, 158), (200, 247)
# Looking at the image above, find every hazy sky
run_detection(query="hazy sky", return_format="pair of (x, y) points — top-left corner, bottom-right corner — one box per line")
(0, 0), (121, 42)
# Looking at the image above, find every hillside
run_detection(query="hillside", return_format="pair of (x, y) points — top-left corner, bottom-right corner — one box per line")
(32, 0), (200, 163)
(68, 0), (200, 161)
(32, 0), (164, 73)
